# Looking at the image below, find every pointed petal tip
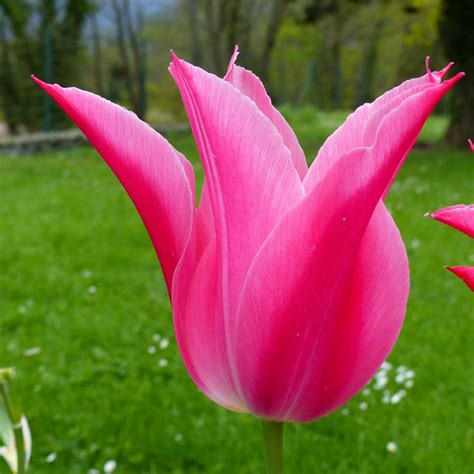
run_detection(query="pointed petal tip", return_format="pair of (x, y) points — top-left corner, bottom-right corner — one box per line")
(168, 51), (184, 75)
(439, 61), (455, 78)
(468, 138), (474, 152)
(425, 57), (462, 83)
(425, 56), (434, 81)
(169, 50), (183, 67)
(31, 74), (43, 85)
(31, 75), (52, 92)
(225, 45), (240, 76)
(445, 266), (474, 291)
(443, 71), (465, 89)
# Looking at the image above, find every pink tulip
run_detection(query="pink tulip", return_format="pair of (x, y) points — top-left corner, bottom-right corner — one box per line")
(428, 205), (474, 291)
(428, 204), (474, 238)
(427, 140), (473, 292)
(33, 51), (463, 423)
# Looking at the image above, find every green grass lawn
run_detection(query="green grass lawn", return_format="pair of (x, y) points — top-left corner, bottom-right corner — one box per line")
(0, 116), (473, 473)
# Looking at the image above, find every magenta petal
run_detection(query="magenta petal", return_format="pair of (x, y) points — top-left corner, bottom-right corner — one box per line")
(304, 62), (461, 192)
(169, 53), (304, 315)
(446, 266), (474, 291)
(32, 76), (194, 295)
(428, 204), (474, 238)
(224, 47), (308, 180)
(233, 74), (459, 421)
(288, 203), (409, 421)
(169, 53), (304, 409)
(173, 237), (247, 410)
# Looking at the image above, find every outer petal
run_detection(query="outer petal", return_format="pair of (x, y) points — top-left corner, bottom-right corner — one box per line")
(446, 266), (474, 291)
(234, 74), (461, 421)
(224, 46), (308, 180)
(287, 204), (409, 420)
(428, 204), (474, 238)
(169, 54), (304, 403)
(304, 60), (455, 192)
(32, 77), (194, 296)
(174, 238), (247, 410)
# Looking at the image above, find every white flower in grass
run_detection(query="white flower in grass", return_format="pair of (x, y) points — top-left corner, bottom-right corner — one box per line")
(341, 407), (350, 416)
(390, 389), (406, 405)
(395, 373), (405, 384)
(46, 452), (57, 463)
(24, 347), (42, 357)
(386, 441), (398, 453)
(404, 370), (415, 379)
(159, 338), (169, 350)
(174, 433), (183, 443)
(374, 374), (388, 390)
(104, 459), (117, 473)
(83, 270), (92, 278)
(152, 333), (161, 342)
(88, 286), (97, 294)
(405, 380), (414, 389)
(147, 346), (157, 354)
(359, 402), (368, 411)
(158, 358), (168, 367)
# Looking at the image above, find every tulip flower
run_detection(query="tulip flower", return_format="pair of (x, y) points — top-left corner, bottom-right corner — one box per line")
(428, 202), (474, 291)
(33, 49), (462, 472)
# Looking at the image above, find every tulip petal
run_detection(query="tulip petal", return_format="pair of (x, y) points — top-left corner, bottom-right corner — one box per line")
(169, 54), (304, 391)
(32, 77), (194, 296)
(304, 60), (457, 192)
(289, 203), (409, 421)
(173, 237), (247, 410)
(169, 53), (304, 406)
(234, 74), (461, 421)
(224, 46), (308, 179)
(428, 204), (474, 238)
(446, 266), (474, 291)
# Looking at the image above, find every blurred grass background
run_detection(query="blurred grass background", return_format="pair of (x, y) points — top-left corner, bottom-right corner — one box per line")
(1, 111), (473, 473)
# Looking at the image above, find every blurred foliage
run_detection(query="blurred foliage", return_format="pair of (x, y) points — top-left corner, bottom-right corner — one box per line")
(0, 0), (471, 144)
(440, 0), (474, 146)
(0, 0), (94, 132)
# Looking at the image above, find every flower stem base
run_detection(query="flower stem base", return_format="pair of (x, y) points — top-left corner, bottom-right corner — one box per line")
(261, 419), (284, 474)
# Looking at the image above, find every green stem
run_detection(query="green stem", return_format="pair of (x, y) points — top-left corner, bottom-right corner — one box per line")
(261, 420), (284, 474)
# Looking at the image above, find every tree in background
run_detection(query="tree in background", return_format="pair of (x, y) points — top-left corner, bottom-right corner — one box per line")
(440, 0), (474, 146)
(110, 0), (147, 120)
(184, 0), (290, 83)
(0, 0), (93, 132)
